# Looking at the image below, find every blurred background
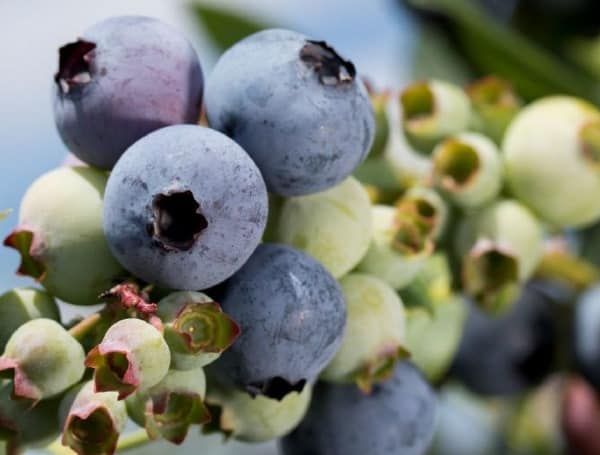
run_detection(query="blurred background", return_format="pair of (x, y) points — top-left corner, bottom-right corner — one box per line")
(4, 0), (600, 453)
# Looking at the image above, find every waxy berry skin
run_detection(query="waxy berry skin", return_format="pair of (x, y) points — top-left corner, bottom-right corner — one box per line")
(211, 243), (346, 400)
(280, 362), (437, 455)
(103, 125), (268, 290)
(206, 29), (374, 196)
(53, 16), (204, 169)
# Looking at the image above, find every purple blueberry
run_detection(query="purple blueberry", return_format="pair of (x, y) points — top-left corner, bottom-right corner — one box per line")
(209, 243), (346, 400)
(53, 16), (204, 169)
(206, 29), (375, 196)
(280, 362), (437, 455)
(453, 282), (559, 396)
(103, 125), (268, 290)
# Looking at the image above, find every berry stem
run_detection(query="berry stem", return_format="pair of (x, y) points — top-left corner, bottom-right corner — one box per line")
(535, 250), (600, 291)
(68, 313), (103, 341)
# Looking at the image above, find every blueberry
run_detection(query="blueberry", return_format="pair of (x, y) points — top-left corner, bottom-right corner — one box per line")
(103, 125), (268, 290)
(206, 29), (374, 196)
(574, 285), (600, 390)
(280, 362), (437, 455)
(453, 282), (558, 396)
(53, 16), (204, 169)
(209, 243), (346, 400)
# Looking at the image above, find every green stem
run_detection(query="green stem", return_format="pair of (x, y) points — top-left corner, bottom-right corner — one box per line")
(67, 313), (102, 341)
(535, 250), (600, 290)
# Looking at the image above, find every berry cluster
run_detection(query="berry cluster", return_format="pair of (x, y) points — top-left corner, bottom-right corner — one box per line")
(3, 13), (600, 455)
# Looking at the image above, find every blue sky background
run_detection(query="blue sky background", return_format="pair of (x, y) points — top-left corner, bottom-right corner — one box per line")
(0, 2), (420, 452)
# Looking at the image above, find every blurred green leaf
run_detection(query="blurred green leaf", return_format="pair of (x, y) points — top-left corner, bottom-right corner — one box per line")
(189, 3), (272, 51)
(406, 0), (600, 104)
(0, 209), (11, 223)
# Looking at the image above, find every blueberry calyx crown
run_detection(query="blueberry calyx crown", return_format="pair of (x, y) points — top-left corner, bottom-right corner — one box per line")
(300, 40), (356, 86)
(149, 190), (208, 252)
(246, 376), (307, 401)
(55, 40), (96, 94)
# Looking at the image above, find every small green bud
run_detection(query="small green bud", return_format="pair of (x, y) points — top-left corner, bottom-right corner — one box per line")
(504, 96), (600, 228)
(466, 76), (522, 144)
(0, 288), (60, 353)
(85, 318), (170, 399)
(3, 167), (126, 306)
(275, 177), (373, 278)
(0, 381), (62, 451)
(400, 79), (472, 154)
(157, 291), (239, 371)
(432, 133), (502, 209)
(60, 381), (127, 455)
(405, 295), (467, 382)
(204, 383), (311, 442)
(321, 274), (407, 392)
(358, 205), (434, 290)
(126, 368), (210, 444)
(0, 319), (85, 401)
(455, 200), (543, 312)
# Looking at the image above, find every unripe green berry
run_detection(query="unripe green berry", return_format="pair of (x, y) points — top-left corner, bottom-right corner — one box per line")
(0, 288), (60, 353)
(504, 96), (600, 228)
(0, 319), (85, 401)
(396, 187), (448, 241)
(321, 273), (407, 391)
(157, 291), (239, 371)
(368, 91), (391, 159)
(60, 381), (127, 455)
(85, 318), (170, 399)
(3, 167), (125, 305)
(455, 200), (543, 312)
(205, 383), (311, 442)
(0, 380), (62, 450)
(275, 177), (372, 278)
(358, 204), (434, 289)
(432, 132), (502, 209)
(399, 253), (452, 311)
(400, 79), (472, 154)
(126, 367), (210, 444)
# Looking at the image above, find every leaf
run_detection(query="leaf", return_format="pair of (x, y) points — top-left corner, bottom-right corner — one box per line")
(0, 209), (11, 223)
(189, 3), (273, 51)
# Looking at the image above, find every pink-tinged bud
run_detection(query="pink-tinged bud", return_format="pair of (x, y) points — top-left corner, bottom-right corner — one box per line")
(60, 381), (127, 455)
(127, 368), (210, 444)
(157, 292), (240, 370)
(85, 318), (170, 400)
(0, 319), (85, 401)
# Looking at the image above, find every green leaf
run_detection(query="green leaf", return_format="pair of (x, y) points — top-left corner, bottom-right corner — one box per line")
(189, 3), (273, 51)
(0, 210), (11, 223)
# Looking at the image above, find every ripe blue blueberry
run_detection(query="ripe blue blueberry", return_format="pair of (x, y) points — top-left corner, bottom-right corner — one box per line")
(53, 16), (204, 169)
(574, 285), (600, 390)
(280, 362), (437, 455)
(206, 29), (375, 196)
(209, 243), (346, 400)
(453, 282), (558, 396)
(103, 125), (268, 290)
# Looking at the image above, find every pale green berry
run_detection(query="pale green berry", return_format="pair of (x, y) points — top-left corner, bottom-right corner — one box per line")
(321, 273), (407, 391)
(455, 200), (543, 312)
(60, 381), (127, 455)
(466, 76), (522, 144)
(432, 132), (502, 209)
(126, 367), (210, 444)
(399, 253), (452, 310)
(205, 383), (311, 442)
(85, 318), (170, 399)
(357, 205), (434, 290)
(504, 96), (600, 228)
(400, 79), (472, 154)
(3, 167), (125, 305)
(368, 91), (391, 159)
(396, 187), (448, 240)
(157, 291), (239, 371)
(275, 177), (372, 278)
(0, 380), (63, 450)
(0, 288), (60, 352)
(405, 295), (467, 382)
(0, 319), (85, 401)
